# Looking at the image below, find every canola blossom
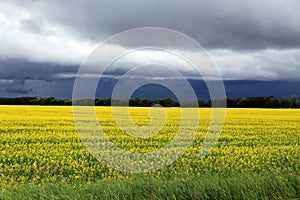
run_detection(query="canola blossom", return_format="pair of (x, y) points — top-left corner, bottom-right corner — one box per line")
(0, 106), (299, 189)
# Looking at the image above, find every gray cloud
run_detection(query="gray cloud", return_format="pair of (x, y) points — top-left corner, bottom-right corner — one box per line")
(0, 59), (78, 80)
(4, 0), (299, 50)
(0, 0), (300, 98)
(0, 80), (33, 96)
(19, 19), (43, 34)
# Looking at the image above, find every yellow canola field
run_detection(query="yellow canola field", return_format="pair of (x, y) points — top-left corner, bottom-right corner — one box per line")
(0, 106), (299, 188)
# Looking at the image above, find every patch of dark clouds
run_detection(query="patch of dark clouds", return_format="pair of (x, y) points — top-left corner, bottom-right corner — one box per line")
(0, 80), (33, 97)
(5, 80), (32, 94)
(0, 58), (78, 81)
(0, 58), (78, 97)
(11, 0), (300, 50)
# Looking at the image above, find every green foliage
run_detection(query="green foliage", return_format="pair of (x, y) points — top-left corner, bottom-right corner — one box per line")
(0, 95), (300, 108)
(0, 174), (299, 200)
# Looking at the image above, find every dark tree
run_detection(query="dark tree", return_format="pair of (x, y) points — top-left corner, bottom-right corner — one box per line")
(139, 99), (153, 107)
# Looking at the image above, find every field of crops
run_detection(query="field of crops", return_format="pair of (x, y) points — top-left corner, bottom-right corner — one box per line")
(0, 106), (299, 198)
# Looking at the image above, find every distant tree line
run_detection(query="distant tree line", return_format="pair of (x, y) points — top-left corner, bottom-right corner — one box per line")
(0, 97), (72, 106)
(0, 96), (299, 108)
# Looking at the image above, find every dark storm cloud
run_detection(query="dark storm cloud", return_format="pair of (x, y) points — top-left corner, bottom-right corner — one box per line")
(0, 80), (32, 96)
(5, 80), (32, 94)
(1, 0), (300, 99)
(0, 59), (78, 80)
(7, 0), (299, 50)
(0, 58), (78, 97)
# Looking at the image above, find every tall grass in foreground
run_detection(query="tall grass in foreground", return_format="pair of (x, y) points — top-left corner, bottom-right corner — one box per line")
(0, 173), (299, 200)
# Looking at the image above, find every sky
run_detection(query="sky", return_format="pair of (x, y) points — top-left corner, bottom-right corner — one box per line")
(0, 0), (300, 98)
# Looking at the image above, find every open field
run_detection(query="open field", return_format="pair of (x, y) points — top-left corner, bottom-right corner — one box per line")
(0, 106), (299, 199)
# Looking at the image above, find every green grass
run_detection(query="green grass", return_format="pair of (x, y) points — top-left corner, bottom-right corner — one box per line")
(1, 173), (299, 200)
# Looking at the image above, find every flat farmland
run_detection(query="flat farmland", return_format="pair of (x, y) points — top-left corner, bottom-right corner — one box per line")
(0, 106), (299, 199)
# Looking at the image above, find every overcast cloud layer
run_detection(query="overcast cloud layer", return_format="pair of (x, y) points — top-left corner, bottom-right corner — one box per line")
(0, 0), (300, 97)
